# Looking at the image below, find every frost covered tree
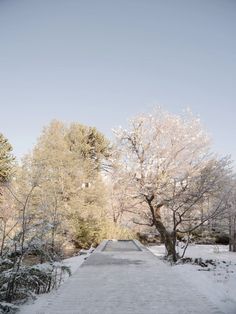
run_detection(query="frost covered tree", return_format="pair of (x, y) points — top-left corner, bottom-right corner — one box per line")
(114, 108), (232, 261)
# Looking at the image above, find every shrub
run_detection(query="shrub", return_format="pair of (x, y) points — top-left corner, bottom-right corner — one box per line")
(74, 215), (135, 249)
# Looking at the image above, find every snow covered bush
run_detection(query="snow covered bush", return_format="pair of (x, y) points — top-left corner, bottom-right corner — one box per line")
(0, 256), (70, 313)
(0, 262), (70, 301)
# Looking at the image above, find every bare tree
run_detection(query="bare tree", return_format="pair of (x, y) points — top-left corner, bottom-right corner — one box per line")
(114, 108), (232, 261)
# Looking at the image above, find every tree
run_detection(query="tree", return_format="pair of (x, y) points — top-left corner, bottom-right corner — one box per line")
(24, 120), (111, 249)
(114, 108), (232, 261)
(65, 123), (110, 172)
(0, 133), (15, 258)
(0, 174), (70, 305)
(228, 181), (236, 252)
(0, 133), (14, 184)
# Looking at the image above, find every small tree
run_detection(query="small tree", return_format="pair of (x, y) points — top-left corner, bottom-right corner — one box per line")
(0, 176), (70, 306)
(114, 108), (232, 261)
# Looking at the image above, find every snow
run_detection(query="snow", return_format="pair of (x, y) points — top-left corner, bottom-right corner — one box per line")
(148, 244), (236, 314)
(18, 242), (222, 314)
(18, 253), (87, 314)
(18, 245), (236, 314)
(63, 254), (87, 274)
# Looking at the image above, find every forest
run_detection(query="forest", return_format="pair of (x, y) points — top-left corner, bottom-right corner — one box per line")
(0, 108), (236, 311)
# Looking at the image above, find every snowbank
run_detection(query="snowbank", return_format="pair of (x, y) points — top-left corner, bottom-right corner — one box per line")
(148, 244), (236, 314)
(18, 254), (86, 313)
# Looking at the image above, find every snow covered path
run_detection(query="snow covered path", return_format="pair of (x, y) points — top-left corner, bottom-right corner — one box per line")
(20, 241), (223, 314)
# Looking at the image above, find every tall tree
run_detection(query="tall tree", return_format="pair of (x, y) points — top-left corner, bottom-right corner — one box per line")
(114, 108), (232, 261)
(24, 120), (111, 249)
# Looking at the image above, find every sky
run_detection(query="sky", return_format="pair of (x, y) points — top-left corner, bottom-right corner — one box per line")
(0, 0), (235, 164)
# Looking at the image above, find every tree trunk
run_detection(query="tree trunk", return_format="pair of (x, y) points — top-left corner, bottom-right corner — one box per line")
(0, 221), (6, 256)
(229, 215), (236, 252)
(154, 219), (178, 262)
(146, 198), (178, 261)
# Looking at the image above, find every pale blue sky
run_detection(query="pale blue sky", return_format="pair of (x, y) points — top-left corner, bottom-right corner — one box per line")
(0, 0), (235, 164)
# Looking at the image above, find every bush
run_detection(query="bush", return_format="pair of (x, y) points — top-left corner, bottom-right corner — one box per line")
(215, 233), (229, 245)
(0, 302), (19, 314)
(74, 215), (135, 249)
(188, 229), (229, 245)
(0, 254), (71, 313)
(137, 232), (161, 245)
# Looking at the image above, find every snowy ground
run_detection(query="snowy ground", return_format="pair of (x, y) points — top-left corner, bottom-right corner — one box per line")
(19, 244), (236, 314)
(19, 241), (222, 314)
(148, 244), (236, 314)
(18, 253), (87, 313)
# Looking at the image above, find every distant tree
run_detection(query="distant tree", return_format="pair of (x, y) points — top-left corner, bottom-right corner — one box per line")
(114, 108), (232, 261)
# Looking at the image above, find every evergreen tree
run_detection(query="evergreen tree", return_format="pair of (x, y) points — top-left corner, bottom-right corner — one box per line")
(22, 121), (111, 249)
(0, 133), (14, 184)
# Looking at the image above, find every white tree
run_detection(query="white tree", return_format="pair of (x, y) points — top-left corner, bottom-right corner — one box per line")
(114, 108), (232, 261)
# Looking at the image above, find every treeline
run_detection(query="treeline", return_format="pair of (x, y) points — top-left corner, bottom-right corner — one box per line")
(0, 121), (133, 312)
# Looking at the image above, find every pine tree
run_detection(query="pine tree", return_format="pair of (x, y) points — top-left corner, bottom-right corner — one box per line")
(0, 133), (14, 183)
